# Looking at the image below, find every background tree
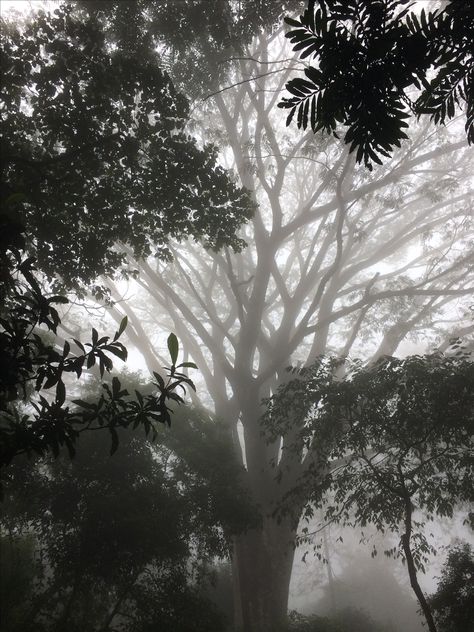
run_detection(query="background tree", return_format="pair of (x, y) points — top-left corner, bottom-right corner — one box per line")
(280, 0), (474, 168)
(428, 542), (474, 632)
(0, 396), (255, 632)
(264, 354), (474, 632)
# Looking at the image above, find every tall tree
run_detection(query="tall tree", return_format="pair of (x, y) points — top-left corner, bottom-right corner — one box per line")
(95, 18), (474, 630)
(6, 3), (474, 630)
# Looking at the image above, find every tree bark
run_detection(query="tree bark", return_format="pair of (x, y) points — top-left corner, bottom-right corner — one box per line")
(229, 387), (299, 632)
(233, 517), (296, 632)
(401, 496), (438, 632)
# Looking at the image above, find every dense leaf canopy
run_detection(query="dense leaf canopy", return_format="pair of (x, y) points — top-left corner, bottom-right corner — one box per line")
(429, 543), (474, 632)
(1, 5), (253, 290)
(75, 0), (303, 97)
(266, 354), (474, 557)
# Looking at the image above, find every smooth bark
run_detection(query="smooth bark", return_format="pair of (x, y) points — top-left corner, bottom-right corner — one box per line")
(401, 495), (438, 632)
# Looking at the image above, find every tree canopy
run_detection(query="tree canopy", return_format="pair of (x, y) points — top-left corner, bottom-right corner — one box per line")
(429, 542), (474, 632)
(75, 0), (303, 98)
(280, 0), (474, 168)
(1, 4), (253, 291)
(0, 2), (256, 468)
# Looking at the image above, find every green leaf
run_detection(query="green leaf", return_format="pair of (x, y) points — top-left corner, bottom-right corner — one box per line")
(106, 345), (128, 362)
(72, 399), (97, 410)
(73, 338), (85, 352)
(56, 380), (66, 406)
(114, 315), (128, 341)
(63, 340), (70, 357)
(167, 333), (179, 365)
(176, 361), (198, 369)
(153, 371), (165, 389)
(112, 376), (120, 397)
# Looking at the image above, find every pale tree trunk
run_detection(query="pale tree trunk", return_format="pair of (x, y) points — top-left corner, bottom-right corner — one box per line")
(234, 518), (296, 632)
(227, 389), (304, 632)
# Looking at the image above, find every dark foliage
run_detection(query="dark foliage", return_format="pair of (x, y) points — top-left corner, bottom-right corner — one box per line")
(286, 607), (385, 632)
(429, 543), (474, 632)
(265, 354), (474, 631)
(280, 0), (474, 168)
(0, 210), (197, 470)
(75, 0), (303, 98)
(1, 4), (253, 292)
(0, 411), (246, 631)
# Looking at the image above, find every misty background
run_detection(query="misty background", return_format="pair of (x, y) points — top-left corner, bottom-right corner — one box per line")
(1, 1), (473, 632)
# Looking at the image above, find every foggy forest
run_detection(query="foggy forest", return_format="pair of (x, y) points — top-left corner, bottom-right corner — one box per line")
(1, 1), (473, 631)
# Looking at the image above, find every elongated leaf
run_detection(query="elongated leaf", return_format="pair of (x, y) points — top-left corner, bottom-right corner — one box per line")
(106, 345), (128, 362)
(56, 380), (66, 406)
(114, 315), (128, 341)
(110, 427), (119, 455)
(167, 333), (179, 365)
(73, 338), (85, 352)
(72, 399), (97, 410)
(153, 371), (165, 389)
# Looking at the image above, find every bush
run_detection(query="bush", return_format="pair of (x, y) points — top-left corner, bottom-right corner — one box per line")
(429, 542), (474, 632)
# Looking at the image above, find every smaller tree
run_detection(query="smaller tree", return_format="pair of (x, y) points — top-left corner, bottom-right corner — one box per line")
(265, 354), (474, 632)
(429, 542), (474, 632)
(0, 404), (249, 632)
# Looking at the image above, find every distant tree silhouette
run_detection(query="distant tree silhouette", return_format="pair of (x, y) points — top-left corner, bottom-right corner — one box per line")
(429, 542), (474, 632)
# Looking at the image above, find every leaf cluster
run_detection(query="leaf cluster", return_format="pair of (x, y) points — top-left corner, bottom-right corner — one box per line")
(428, 542), (474, 632)
(1, 4), (253, 292)
(78, 0), (303, 98)
(0, 210), (197, 470)
(280, 0), (474, 169)
(0, 419), (234, 632)
(267, 354), (474, 567)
